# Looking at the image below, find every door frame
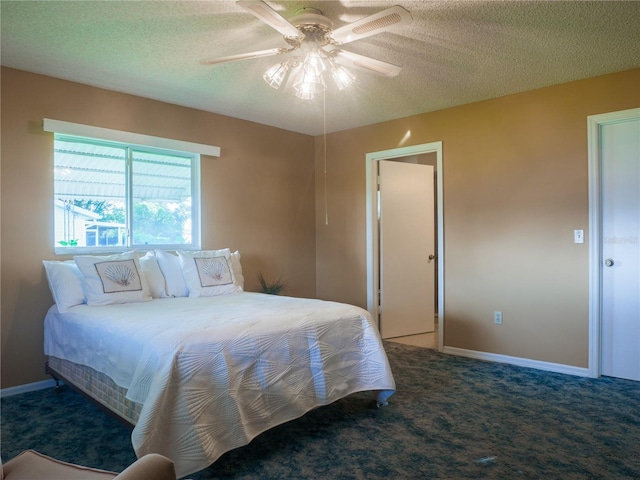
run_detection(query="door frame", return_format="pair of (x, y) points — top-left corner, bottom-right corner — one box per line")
(587, 107), (640, 378)
(366, 141), (444, 351)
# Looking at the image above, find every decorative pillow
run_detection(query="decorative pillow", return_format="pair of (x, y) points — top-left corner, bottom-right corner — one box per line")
(230, 251), (244, 291)
(177, 249), (241, 297)
(139, 251), (168, 298)
(42, 260), (86, 312)
(74, 252), (151, 305)
(154, 250), (189, 297)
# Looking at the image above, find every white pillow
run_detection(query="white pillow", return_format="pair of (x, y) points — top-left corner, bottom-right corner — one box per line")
(74, 252), (151, 306)
(139, 251), (168, 298)
(155, 250), (189, 297)
(230, 251), (244, 291)
(178, 249), (241, 297)
(42, 260), (86, 313)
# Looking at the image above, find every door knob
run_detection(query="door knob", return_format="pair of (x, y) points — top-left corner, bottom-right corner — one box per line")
(604, 258), (614, 267)
(428, 254), (436, 260)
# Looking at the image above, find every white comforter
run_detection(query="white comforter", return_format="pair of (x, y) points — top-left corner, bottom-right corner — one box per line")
(44, 292), (395, 477)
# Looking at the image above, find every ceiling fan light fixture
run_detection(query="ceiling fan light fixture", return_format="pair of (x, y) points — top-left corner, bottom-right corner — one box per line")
(331, 64), (355, 91)
(302, 47), (328, 76)
(295, 89), (315, 101)
(293, 70), (326, 100)
(263, 61), (290, 89)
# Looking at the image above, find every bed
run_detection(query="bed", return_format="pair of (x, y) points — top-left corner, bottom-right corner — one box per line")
(42, 250), (395, 478)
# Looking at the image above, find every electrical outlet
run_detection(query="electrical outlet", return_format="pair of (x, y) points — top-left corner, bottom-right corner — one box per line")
(494, 311), (503, 325)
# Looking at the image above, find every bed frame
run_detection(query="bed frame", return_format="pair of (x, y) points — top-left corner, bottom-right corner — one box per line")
(45, 356), (139, 429)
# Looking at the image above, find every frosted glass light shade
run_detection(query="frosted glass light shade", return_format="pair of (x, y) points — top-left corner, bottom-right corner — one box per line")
(331, 64), (355, 90)
(294, 71), (326, 100)
(263, 62), (289, 89)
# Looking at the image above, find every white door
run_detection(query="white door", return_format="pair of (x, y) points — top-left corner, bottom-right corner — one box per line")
(378, 160), (435, 338)
(601, 117), (640, 381)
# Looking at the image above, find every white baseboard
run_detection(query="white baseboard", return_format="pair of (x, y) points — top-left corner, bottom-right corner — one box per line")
(0, 379), (57, 398)
(443, 346), (592, 378)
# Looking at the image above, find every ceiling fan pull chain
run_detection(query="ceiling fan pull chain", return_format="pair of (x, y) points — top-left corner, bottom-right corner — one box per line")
(324, 88), (329, 226)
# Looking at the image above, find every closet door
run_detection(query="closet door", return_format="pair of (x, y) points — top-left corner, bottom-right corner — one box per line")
(601, 117), (640, 381)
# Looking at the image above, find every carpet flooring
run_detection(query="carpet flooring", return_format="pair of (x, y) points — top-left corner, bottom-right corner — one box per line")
(2, 342), (639, 479)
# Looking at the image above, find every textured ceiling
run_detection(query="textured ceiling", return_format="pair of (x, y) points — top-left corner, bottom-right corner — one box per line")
(2, 1), (639, 135)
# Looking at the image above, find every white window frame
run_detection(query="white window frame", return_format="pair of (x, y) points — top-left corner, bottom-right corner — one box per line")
(44, 119), (220, 255)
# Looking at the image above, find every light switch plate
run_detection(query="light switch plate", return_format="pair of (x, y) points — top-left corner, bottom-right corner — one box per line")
(574, 229), (584, 244)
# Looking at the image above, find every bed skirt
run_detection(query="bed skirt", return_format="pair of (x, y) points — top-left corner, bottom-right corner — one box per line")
(46, 356), (141, 427)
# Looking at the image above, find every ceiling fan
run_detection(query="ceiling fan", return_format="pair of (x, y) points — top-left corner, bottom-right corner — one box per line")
(201, 0), (412, 99)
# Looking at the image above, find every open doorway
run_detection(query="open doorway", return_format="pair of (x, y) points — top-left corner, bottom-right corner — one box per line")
(366, 142), (444, 351)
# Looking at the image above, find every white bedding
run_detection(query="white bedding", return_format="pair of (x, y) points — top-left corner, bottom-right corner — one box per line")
(44, 292), (395, 477)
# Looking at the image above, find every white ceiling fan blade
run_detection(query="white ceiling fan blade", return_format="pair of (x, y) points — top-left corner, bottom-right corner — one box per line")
(200, 48), (284, 66)
(328, 48), (402, 78)
(236, 0), (302, 39)
(329, 6), (412, 45)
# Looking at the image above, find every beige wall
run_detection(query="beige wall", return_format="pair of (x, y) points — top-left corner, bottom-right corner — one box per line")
(1, 67), (316, 389)
(2, 67), (639, 389)
(315, 68), (640, 368)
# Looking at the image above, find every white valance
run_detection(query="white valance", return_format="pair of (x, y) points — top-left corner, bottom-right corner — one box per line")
(43, 118), (220, 157)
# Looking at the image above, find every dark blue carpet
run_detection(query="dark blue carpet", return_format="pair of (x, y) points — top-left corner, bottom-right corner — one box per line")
(2, 342), (639, 479)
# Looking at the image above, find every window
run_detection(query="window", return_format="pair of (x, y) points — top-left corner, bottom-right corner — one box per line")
(53, 135), (201, 253)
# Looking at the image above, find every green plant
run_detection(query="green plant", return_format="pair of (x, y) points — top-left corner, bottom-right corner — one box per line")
(58, 239), (78, 246)
(257, 272), (288, 295)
